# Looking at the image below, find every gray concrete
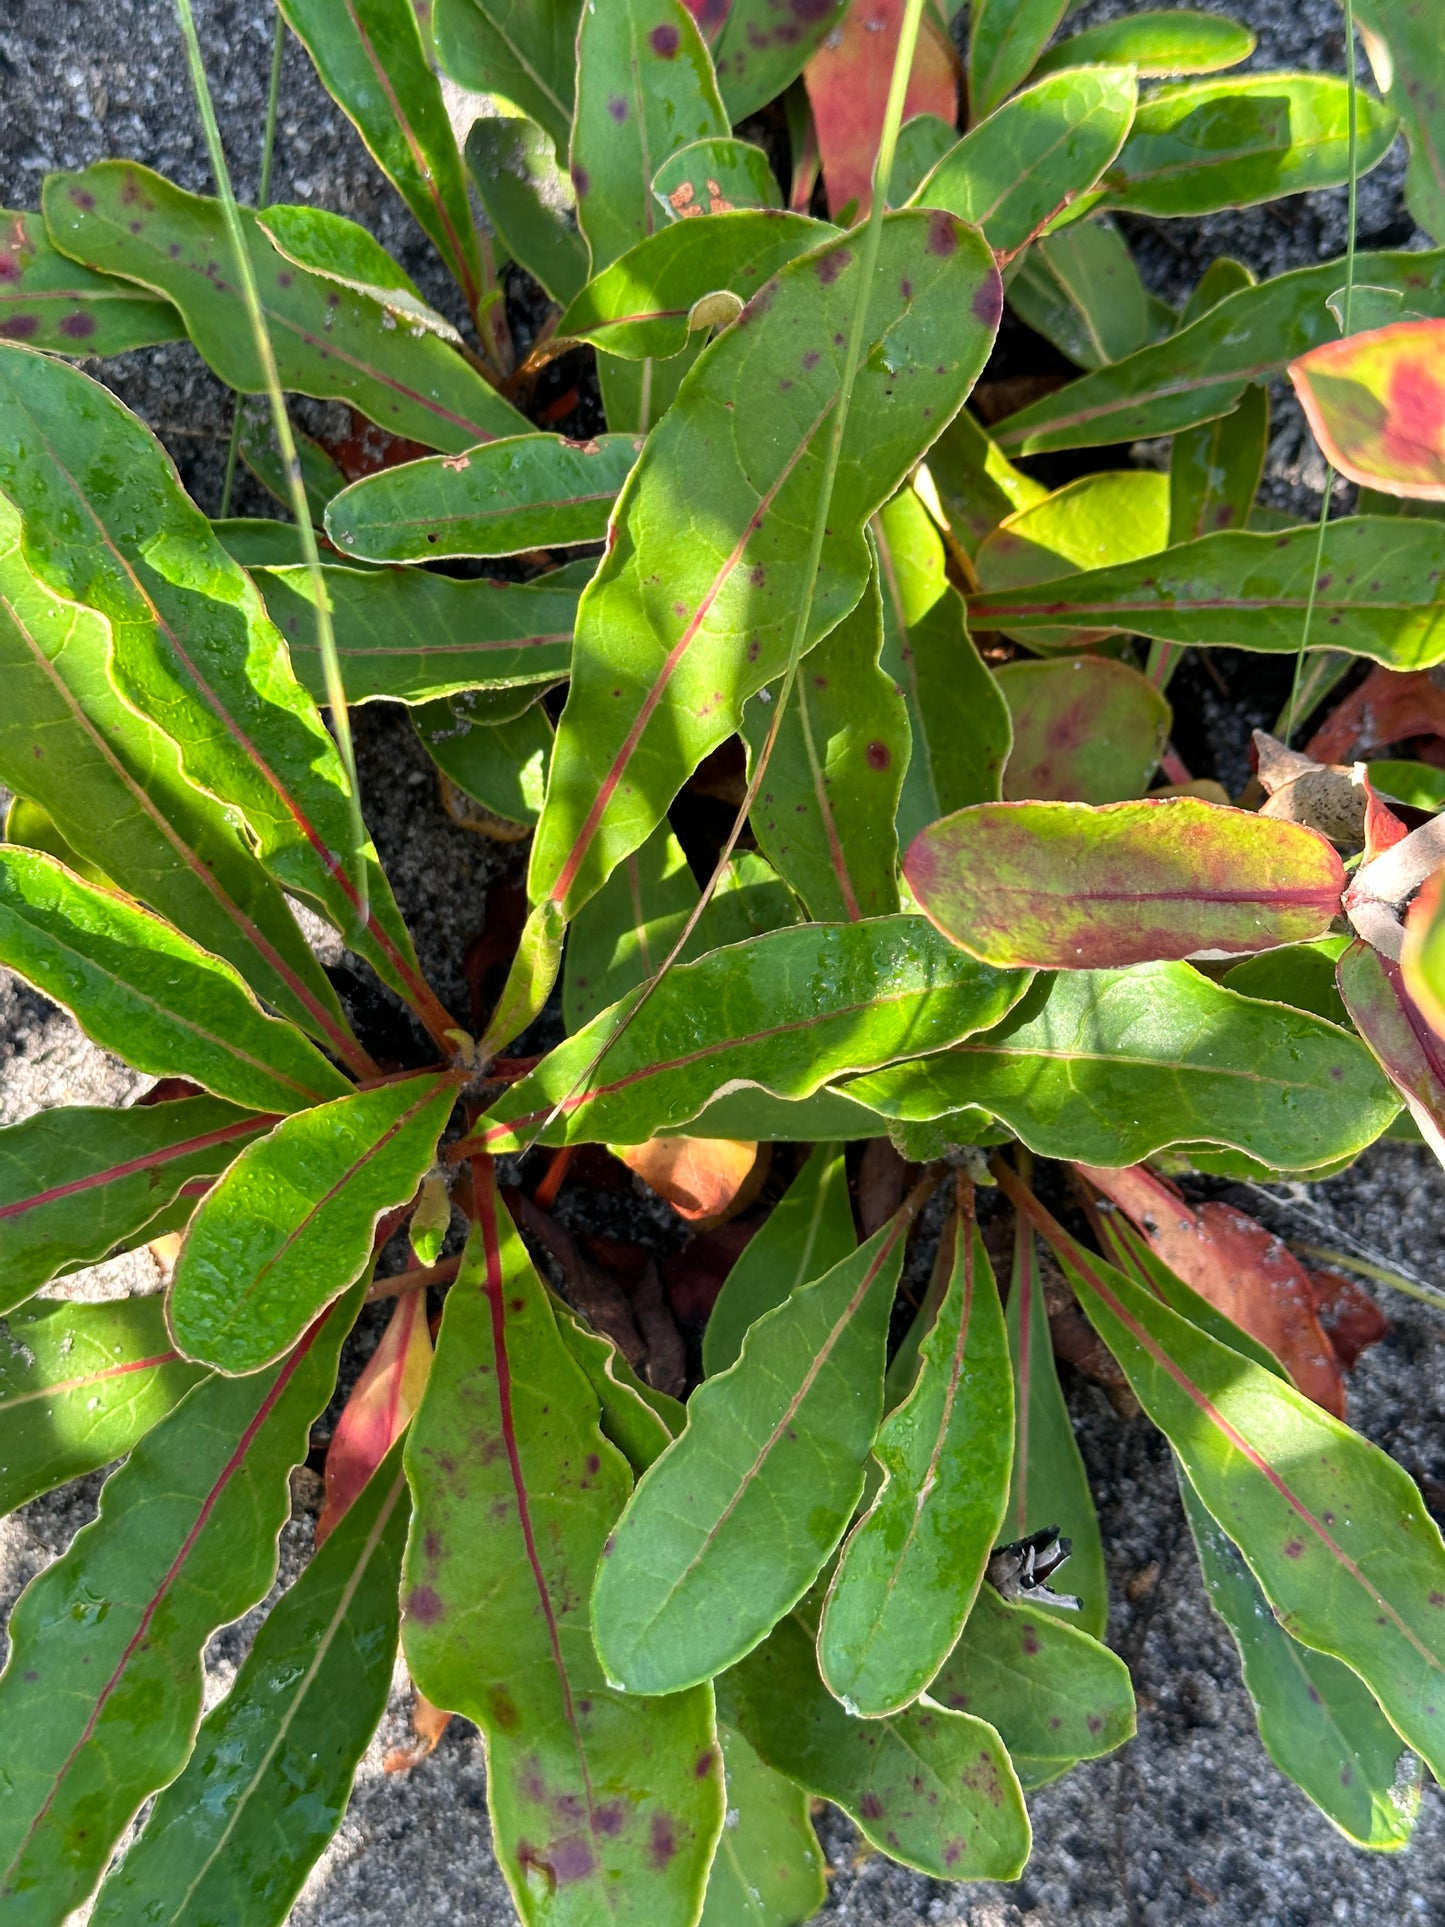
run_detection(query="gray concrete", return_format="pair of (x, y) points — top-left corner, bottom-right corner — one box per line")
(1, 1), (1443, 1921)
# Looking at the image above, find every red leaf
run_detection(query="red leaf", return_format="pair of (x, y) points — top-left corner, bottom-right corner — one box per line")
(1290, 318), (1445, 500)
(317, 1291), (432, 1545)
(663, 1215), (758, 1325)
(1308, 1267), (1387, 1372)
(613, 1135), (762, 1223)
(1340, 934), (1445, 1164)
(803, 0), (958, 220)
(1305, 665), (1445, 764)
(1076, 1162), (1346, 1415)
(382, 1690), (452, 1773)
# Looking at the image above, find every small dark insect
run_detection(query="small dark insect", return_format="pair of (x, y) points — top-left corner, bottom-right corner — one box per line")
(986, 1526), (1082, 1612)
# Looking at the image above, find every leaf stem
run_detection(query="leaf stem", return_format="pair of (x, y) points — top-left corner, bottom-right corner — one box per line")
(219, 6), (287, 519)
(173, 0), (369, 924)
(1294, 1244), (1445, 1317)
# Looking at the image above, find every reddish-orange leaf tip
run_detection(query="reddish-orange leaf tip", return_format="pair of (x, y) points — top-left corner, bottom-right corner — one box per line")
(1290, 318), (1445, 500)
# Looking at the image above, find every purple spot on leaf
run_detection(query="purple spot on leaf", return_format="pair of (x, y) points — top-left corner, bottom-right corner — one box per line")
(816, 248), (850, 285)
(60, 311), (96, 339)
(408, 1585), (445, 1623)
(0, 315), (39, 339)
(572, 164), (591, 197)
(927, 211), (958, 257)
(649, 1812), (677, 1869)
(649, 23), (680, 56)
(608, 95), (629, 122)
(858, 1791), (884, 1819)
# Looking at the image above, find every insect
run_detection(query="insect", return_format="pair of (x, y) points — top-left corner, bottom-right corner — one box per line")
(986, 1525), (1082, 1611)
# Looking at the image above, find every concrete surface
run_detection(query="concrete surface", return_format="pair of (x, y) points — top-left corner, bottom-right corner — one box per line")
(2, 1), (1444, 1922)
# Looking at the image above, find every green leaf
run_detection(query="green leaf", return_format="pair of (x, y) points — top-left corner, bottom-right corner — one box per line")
(43, 164), (526, 451)
(918, 405), (1047, 559)
(238, 411), (350, 522)
(478, 916), (1029, 1150)
(258, 204), (463, 342)
(1020, 1185), (1445, 1791)
(1337, 938), (1445, 1160)
(0, 1095), (269, 1310)
(1006, 217), (1158, 370)
(681, 1084), (890, 1144)
(324, 431), (641, 561)
(464, 115), (588, 306)
(893, 115), (960, 204)
(549, 1292), (683, 1475)
(433, 0), (582, 154)
(277, 0), (483, 307)
(819, 1212), (1013, 1717)
(997, 657), (1170, 802)
(562, 823), (698, 1033)
(844, 962), (1401, 1171)
(741, 562), (906, 921)
(994, 248), (1445, 453)
(929, 1585), (1134, 1785)
(1370, 758), (1445, 810)
(977, 470), (1171, 649)
(1030, 9), (1256, 80)
(725, 1611), (1031, 1878)
(703, 1143), (856, 1378)
(915, 68), (1137, 257)
(0, 494), (360, 1058)
(707, 0), (848, 123)
(969, 0), (1068, 121)
(1094, 74), (1400, 220)
(700, 1723), (825, 1927)
(253, 561), (576, 702)
(0, 344), (436, 1021)
(557, 210), (831, 362)
(876, 485), (1010, 848)
(1170, 379), (1268, 546)
(416, 696), (552, 829)
(3, 794), (106, 883)
(403, 1179), (721, 1926)
(529, 211), (1003, 921)
(655, 137), (783, 217)
(0, 206), (181, 356)
(1222, 935), (1350, 1027)
(0, 1286), (358, 1921)
(90, 1444), (410, 1925)
(1290, 317), (1445, 500)
(592, 1216), (910, 1695)
(1353, 0), (1445, 242)
(211, 516), (322, 566)
(1004, 1213), (1108, 1636)
(1178, 1465), (1419, 1850)
(0, 1297), (205, 1517)
(0, 850), (353, 1114)
(171, 1073), (458, 1374)
(967, 516), (1445, 669)
(905, 796), (1345, 969)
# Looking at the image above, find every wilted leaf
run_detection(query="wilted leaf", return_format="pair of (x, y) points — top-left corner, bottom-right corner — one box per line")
(994, 248), (1445, 453)
(318, 1289), (433, 1542)
(325, 432), (639, 561)
(613, 1136), (760, 1224)
(914, 68), (1136, 257)
(1077, 1162), (1345, 1415)
(593, 1212), (910, 1693)
(905, 796), (1345, 969)
(171, 1073), (459, 1375)
(843, 962), (1401, 1171)
(0, 1095), (270, 1310)
(278, 0), (483, 308)
(0, 205), (181, 355)
(92, 1442), (411, 1925)
(0, 1289), (358, 1919)
(0, 850), (352, 1115)
(43, 164), (527, 450)
(0, 1297), (205, 1517)
(802, 0), (957, 221)
(478, 917), (1028, 1151)
(997, 657), (1169, 803)
(819, 1208), (1013, 1716)
(403, 1174), (721, 1925)
(725, 1611), (1030, 1878)
(529, 212), (1002, 921)
(1338, 937), (1445, 1164)
(742, 563), (907, 920)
